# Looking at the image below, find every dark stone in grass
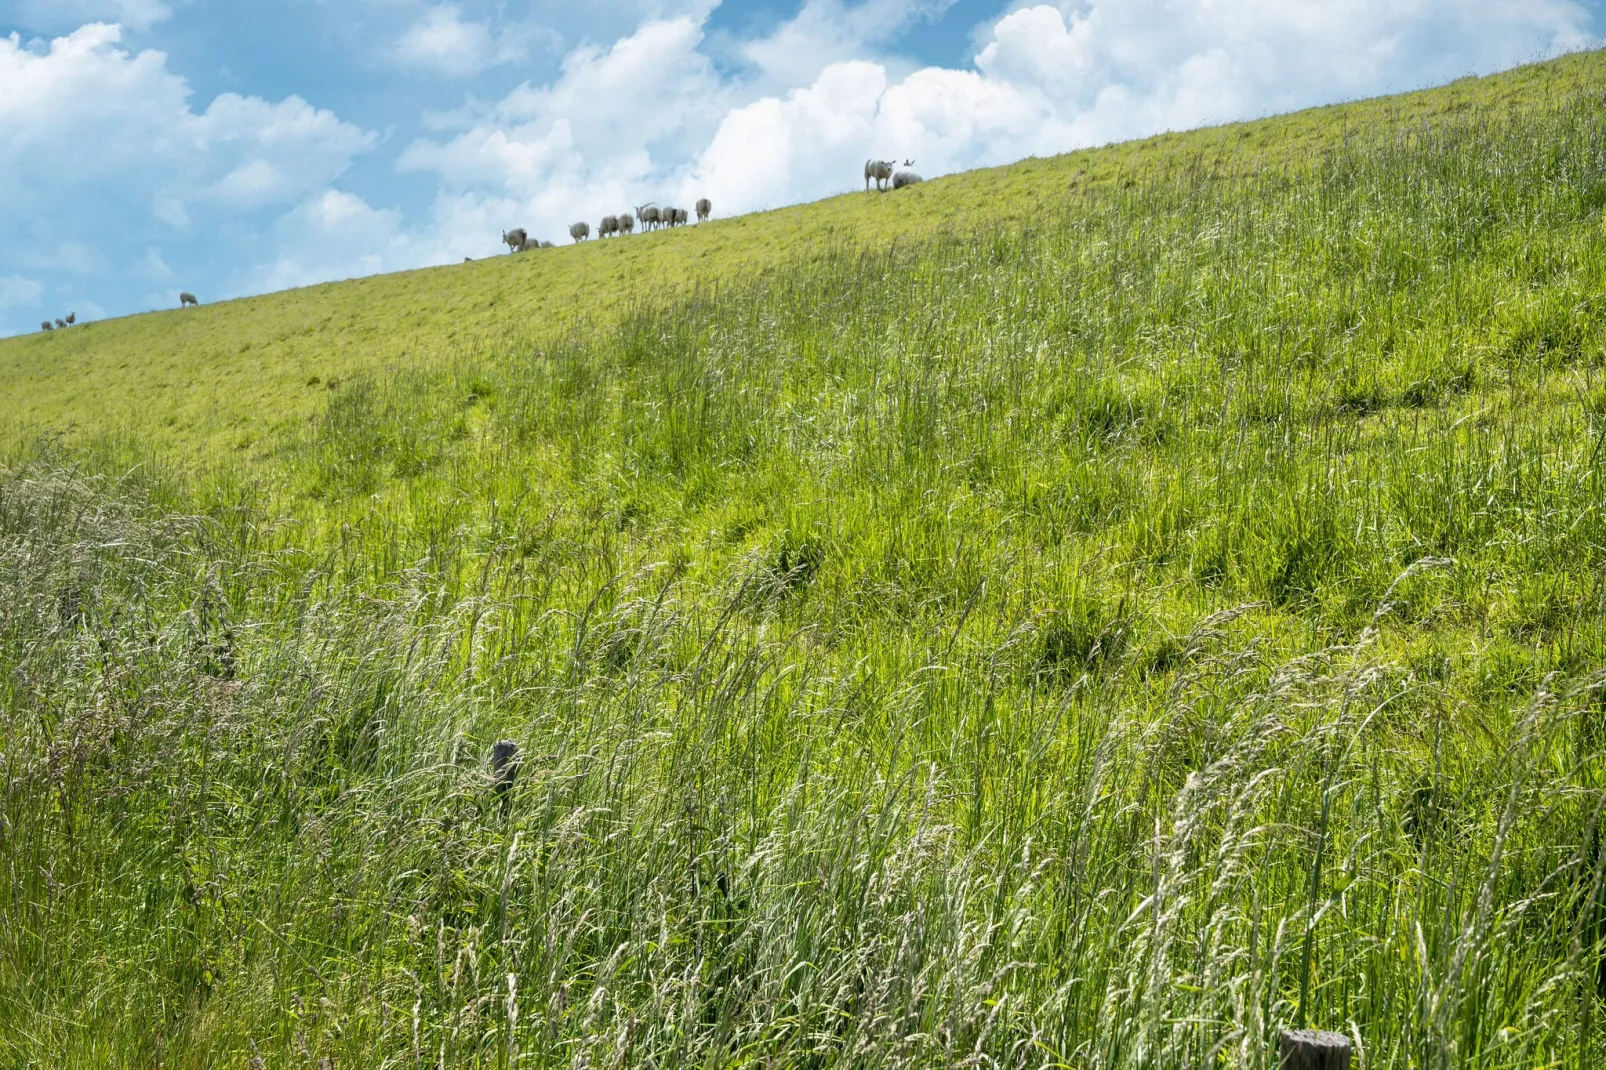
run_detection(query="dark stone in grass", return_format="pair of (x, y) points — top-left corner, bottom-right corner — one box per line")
(1280, 1029), (1350, 1069)
(491, 739), (519, 798)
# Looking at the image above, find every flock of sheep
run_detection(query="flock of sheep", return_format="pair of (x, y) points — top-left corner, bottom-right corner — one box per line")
(501, 197), (713, 252)
(39, 291), (198, 332)
(36, 159), (927, 332)
(495, 160), (922, 255)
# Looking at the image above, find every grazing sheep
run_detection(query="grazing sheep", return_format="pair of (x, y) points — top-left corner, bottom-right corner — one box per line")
(569, 221), (590, 242)
(540, 240), (554, 248)
(695, 197), (711, 222)
(636, 204), (660, 231)
(865, 159), (894, 191)
(600, 214), (619, 238)
(65, 312), (76, 325)
(619, 212), (634, 234)
(41, 321), (52, 331)
(54, 319), (66, 329)
(892, 169), (923, 190)
(502, 228), (527, 253)
(663, 207), (686, 227)
(180, 292), (199, 307)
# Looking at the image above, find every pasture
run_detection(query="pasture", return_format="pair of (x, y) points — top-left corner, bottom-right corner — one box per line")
(5, 49), (1606, 1068)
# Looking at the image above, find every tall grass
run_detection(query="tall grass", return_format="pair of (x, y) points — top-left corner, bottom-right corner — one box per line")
(6, 78), (1606, 1067)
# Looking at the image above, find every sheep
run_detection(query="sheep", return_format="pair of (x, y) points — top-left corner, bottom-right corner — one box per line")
(865, 159), (894, 191)
(664, 207), (686, 227)
(502, 228), (528, 253)
(619, 212), (634, 234)
(180, 292), (199, 307)
(55, 319), (66, 329)
(540, 240), (554, 248)
(65, 312), (76, 325)
(41, 321), (52, 331)
(892, 169), (923, 190)
(695, 197), (711, 222)
(569, 221), (590, 242)
(518, 237), (539, 252)
(600, 215), (619, 238)
(637, 204), (661, 231)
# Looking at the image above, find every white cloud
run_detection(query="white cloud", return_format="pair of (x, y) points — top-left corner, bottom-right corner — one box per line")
(0, 275), (44, 309)
(255, 190), (404, 292)
(133, 246), (172, 280)
(737, 0), (954, 89)
(0, 26), (374, 222)
(682, 0), (1595, 217)
(399, 16), (730, 238)
(388, 0), (1593, 253)
(0, 22), (384, 333)
(394, 4), (527, 78)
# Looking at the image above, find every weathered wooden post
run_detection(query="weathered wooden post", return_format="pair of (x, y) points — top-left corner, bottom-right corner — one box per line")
(491, 740), (519, 805)
(1280, 1029), (1351, 1069)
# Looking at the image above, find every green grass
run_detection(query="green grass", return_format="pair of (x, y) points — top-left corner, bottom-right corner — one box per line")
(7, 50), (1606, 1068)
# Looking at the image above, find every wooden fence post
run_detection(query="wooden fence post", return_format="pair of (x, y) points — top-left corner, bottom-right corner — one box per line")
(491, 740), (519, 802)
(1279, 1029), (1351, 1069)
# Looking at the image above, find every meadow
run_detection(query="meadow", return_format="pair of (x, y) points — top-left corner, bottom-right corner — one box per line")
(5, 50), (1606, 1068)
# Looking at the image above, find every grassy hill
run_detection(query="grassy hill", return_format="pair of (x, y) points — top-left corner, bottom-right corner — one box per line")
(3, 51), (1598, 460)
(6, 50), (1606, 1068)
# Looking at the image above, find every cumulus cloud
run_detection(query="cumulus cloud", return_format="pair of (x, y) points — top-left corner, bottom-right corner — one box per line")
(736, 0), (955, 89)
(0, 22), (381, 334)
(400, 16), (730, 237)
(0, 25), (374, 226)
(0, 275), (44, 309)
(394, 4), (528, 77)
(680, 0), (1595, 217)
(966, 0), (1595, 145)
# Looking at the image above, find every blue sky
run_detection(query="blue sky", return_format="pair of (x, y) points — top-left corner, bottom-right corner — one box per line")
(0, 0), (1598, 338)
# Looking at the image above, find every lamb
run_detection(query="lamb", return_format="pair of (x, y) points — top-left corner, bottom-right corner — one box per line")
(569, 221), (591, 242)
(695, 197), (711, 222)
(180, 292), (199, 307)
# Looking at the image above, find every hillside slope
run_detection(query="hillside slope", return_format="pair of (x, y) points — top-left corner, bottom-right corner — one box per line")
(5, 50), (1606, 1069)
(2, 51), (1602, 460)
